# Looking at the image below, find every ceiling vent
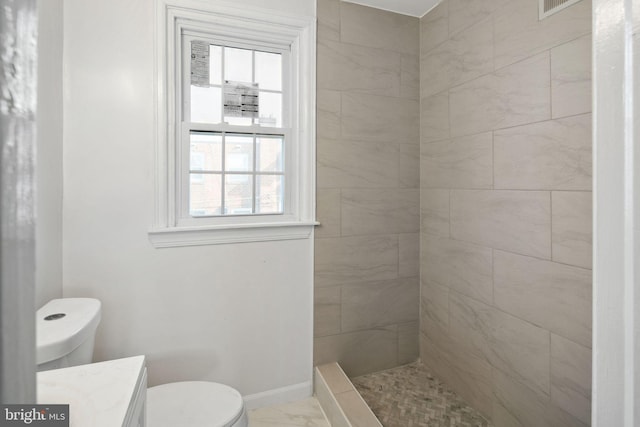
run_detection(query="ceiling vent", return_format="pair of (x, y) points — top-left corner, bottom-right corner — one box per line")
(539, 0), (583, 20)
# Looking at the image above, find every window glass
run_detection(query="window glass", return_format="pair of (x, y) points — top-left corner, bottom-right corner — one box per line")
(190, 174), (222, 216)
(190, 133), (222, 171)
(209, 45), (222, 85)
(225, 135), (253, 172)
(258, 92), (282, 127)
(225, 174), (253, 214)
(190, 86), (221, 123)
(256, 136), (283, 172)
(256, 175), (283, 214)
(255, 51), (282, 91)
(224, 47), (252, 82)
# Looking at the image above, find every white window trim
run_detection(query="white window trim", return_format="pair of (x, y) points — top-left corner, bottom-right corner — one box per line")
(150, 0), (316, 248)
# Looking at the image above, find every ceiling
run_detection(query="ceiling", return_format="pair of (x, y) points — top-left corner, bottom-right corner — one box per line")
(342, 0), (441, 17)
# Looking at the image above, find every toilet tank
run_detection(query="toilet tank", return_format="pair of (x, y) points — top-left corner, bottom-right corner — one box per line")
(36, 298), (101, 372)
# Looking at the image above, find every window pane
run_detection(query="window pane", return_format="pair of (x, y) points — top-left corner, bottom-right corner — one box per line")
(190, 86), (221, 123)
(190, 133), (222, 171)
(256, 175), (283, 214)
(225, 174), (253, 215)
(255, 51), (282, 91)
(256, 136), (283, 172)
(224, 47), (252, 83)
(209, 45), (222, 85)
(190, 174), (222, 216)
(225, 135), (253, 172)
(258, 92), (282, 127)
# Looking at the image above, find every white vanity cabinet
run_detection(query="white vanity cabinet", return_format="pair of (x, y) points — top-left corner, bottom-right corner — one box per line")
(37, 355), (147, 427)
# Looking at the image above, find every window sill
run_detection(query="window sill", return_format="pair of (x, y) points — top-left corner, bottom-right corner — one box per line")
(148, 221), (319, 248)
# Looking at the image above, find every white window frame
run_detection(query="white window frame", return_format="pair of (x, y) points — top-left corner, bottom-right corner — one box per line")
(150, 0), (316, 247)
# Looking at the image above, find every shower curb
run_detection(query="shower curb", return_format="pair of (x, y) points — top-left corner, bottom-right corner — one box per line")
(314, 363), (383, 427)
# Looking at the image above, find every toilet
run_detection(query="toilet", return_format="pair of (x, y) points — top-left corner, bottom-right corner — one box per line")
(146, 381), (248, 427)
(36, 298), (248, 427)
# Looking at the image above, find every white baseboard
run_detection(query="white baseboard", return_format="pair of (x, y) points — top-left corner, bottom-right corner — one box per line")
(243, 380), (313, 410)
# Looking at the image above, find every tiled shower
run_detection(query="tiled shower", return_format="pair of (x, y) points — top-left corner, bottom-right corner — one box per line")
(314, 0), (593, 426)
(314, 1), (421, 376)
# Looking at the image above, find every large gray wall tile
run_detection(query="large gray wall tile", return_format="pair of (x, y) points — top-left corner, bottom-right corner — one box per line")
(315, 235), (398, 287)
(448, 290), (492, 361)
(552, 191), (592, 269)
(341, 189), (419, 236)
(450, 53), (551, 137)
(316, 188), (341, 238)
(317, 89), (341, 140)
(446, 239), (493, 304)
(314, 327), (399, 377)
(491, 52), (551, 130)
(400, 143), (420, 188)
(315, 286), (341, 337)
(318, 39), (401, 97)
(449, 292), (551, 396)
(420, 280), (450, 337)
(340, 2), (419, 54)
(451, 190), (552, 258)
(420, 132), (493, 189)
(421, 324), (493, 417)
(398, 321), (419, 364)
(489, 308), (551, 396)
(317, 0), (340, 42)
(421, 19), (493, 98)
(492, 368), (588, 427)
(400, 55), (420, 100)
(493, 0), (591, 69)
(420, 189), (450, 237)
(494, 115), (592, 190)
(551, 34), (592, 118)
(420, 91), (450, 143)
(399, 233), (419, 278)
(420, 234), (451, 288)
(421, 234), (493, 304)
(341, 277), (419, 332)
(317, 138), (398, 189)
(493, 250), (592, 348)
(420, 0), (448, 55)
(551, 334), (592, 425)
(341, 93), (419, 143)
(448, 0), (509, 36)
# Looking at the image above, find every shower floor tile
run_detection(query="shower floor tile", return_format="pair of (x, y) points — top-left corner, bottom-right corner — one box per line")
(351, 362), (492, 427)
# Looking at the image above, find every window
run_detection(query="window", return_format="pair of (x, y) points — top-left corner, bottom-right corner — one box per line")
(150, 0), (316, 247)
(185, 41), (286, 218)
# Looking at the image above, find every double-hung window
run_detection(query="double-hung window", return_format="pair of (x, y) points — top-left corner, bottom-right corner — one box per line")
(151, 0), (316, 247)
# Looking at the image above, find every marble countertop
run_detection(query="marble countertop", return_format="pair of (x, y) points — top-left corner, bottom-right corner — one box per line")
(37, 355), (146, 427)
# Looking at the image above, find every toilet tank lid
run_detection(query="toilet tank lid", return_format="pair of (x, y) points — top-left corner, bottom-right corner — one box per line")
(36, 298), (102, 365)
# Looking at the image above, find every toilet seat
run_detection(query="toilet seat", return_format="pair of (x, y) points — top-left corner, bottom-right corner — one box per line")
(147, 381), (248, 427)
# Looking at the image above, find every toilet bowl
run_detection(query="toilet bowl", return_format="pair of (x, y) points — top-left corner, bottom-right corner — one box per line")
(37, 298), (249, 426)
(147, 381), (248, 427)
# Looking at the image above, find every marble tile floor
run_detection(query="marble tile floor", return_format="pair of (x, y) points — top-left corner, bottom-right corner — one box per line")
(248, 397), (331, 427)
(351, 362), (492, 427)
